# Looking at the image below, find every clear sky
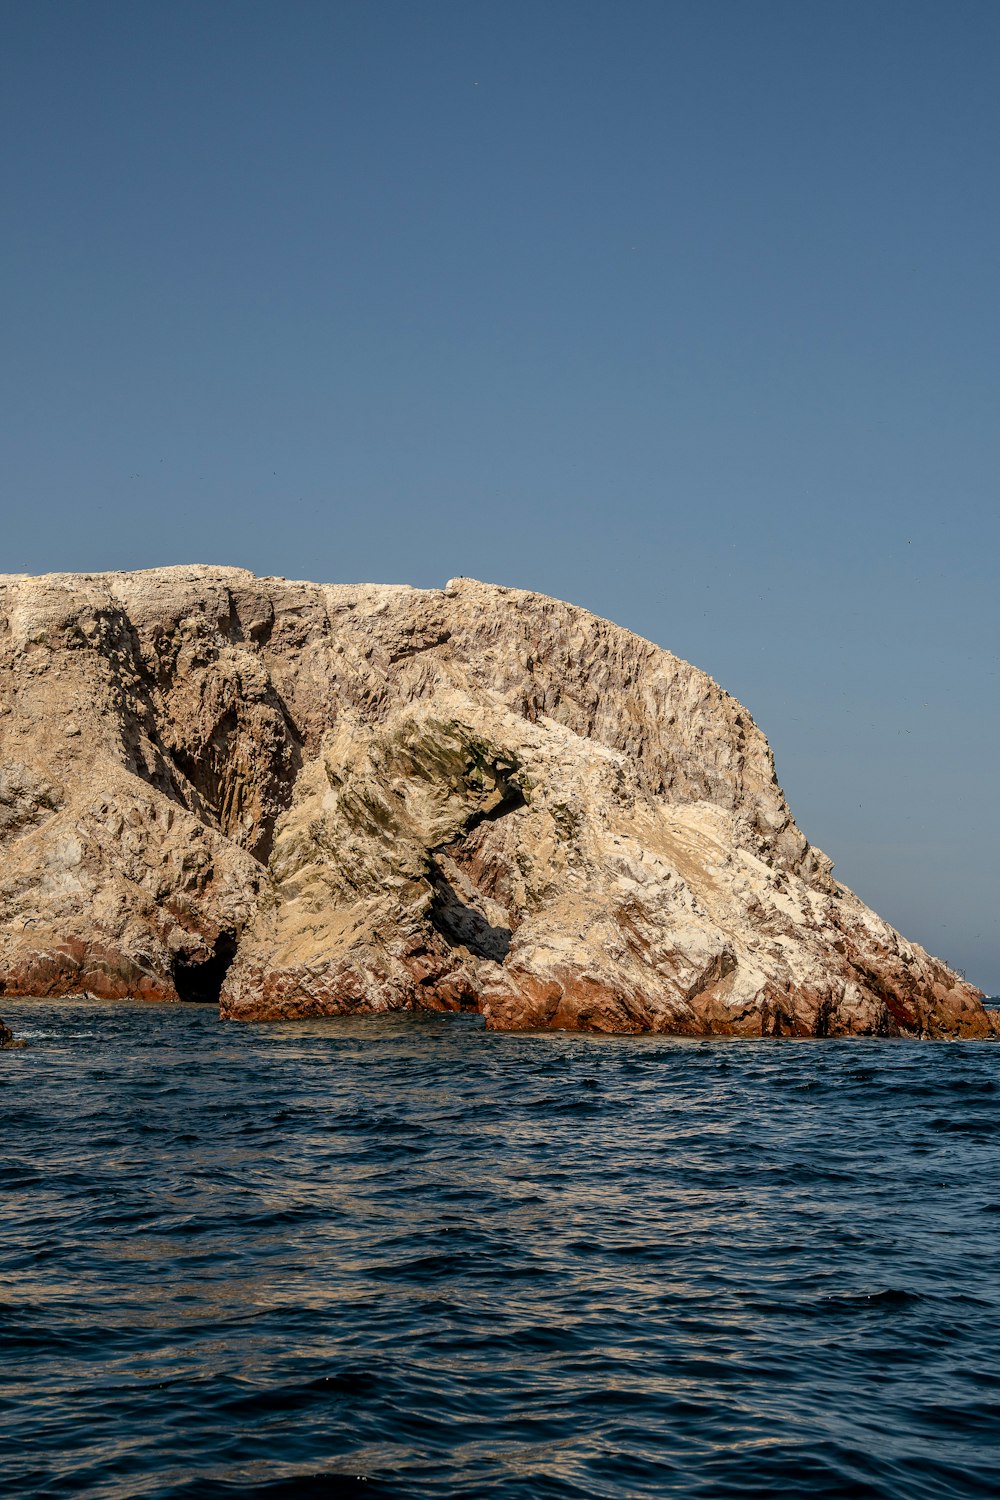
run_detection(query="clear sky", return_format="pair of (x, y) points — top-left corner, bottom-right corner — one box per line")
(3, 1), (998, 990)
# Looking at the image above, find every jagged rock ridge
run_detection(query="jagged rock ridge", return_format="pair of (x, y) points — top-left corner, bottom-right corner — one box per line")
(0, 566), (992, 1038)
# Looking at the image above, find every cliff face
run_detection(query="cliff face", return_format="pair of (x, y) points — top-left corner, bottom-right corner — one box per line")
(0, 566), (992, 1037)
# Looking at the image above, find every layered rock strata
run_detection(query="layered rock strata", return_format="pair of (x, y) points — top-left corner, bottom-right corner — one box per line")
(0, 566), (991, 1038)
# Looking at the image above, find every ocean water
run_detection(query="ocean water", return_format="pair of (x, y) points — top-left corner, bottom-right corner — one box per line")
(2, 1002), (999, 1500)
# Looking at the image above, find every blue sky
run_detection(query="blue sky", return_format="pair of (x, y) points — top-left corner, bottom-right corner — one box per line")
(3, 1), (998, 989)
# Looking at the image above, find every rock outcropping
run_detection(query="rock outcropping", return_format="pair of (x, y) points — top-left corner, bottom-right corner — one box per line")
(0, 1016), (26, 1049)
(0, 566), (992, 1037)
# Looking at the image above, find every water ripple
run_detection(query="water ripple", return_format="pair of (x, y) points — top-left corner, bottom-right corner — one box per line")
(1, 1001), (999, 1498)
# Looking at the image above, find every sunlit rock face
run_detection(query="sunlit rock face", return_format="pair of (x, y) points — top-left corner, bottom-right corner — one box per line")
(0, 566), (992, 1038)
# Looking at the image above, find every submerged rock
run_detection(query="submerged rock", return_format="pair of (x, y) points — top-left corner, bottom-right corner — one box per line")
(0, 566), (992, 1038)
(0, 1017), (26, 1049)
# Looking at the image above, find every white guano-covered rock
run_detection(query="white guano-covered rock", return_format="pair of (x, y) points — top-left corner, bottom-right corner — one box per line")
(0, 566), (991, 1038)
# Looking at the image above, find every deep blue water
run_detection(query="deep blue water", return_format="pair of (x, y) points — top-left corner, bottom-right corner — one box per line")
(2, 1002), (1000, 1499)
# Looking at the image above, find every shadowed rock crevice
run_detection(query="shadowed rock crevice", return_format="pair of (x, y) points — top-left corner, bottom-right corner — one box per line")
(427, 855), (512, 963)
(172, 932), (238, 1004)
(422, 764), (525, 966)
(463, 781), (526, 835)
(163, 702), (303, 864)
(86, 592), (305, 863)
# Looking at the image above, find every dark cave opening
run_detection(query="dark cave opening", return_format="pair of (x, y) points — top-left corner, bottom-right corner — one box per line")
(172, 932), (238, 1004)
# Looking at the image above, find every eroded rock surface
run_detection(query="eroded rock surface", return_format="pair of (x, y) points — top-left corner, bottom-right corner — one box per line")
(0, 566), (992, 1038)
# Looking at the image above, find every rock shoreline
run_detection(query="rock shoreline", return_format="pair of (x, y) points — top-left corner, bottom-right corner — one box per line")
(0, 566), (993, 1038)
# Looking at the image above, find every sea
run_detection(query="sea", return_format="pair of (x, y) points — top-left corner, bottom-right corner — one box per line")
(2, 999), (999, 1499)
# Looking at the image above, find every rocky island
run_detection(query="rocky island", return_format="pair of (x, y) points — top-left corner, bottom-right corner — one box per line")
(0, 566), (992, 1038)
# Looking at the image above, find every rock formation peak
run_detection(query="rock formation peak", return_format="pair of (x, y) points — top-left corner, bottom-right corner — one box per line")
(0, 565), (992, 1037)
